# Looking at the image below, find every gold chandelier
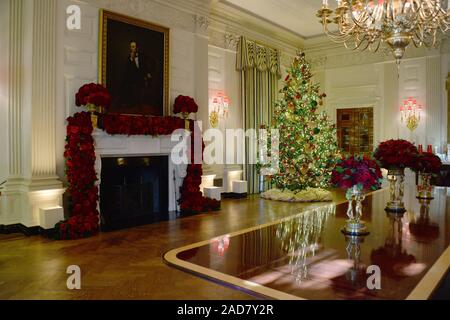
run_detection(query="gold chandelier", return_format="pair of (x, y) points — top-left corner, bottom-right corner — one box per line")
(317, 1), (450, 64)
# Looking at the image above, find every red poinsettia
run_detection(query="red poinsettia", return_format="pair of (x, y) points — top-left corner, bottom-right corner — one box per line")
(173, 95), (199, 114)
(412, 152), (442, 174)
(75, 83), (111, 109)
(374, 139), (419, 169)
(331, 154), (383, 191)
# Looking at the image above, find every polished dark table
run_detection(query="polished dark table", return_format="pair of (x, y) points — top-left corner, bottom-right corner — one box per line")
(165, 187), (450, 300)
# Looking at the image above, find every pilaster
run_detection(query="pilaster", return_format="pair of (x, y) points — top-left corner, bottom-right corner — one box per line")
(1, 0), (64, 228)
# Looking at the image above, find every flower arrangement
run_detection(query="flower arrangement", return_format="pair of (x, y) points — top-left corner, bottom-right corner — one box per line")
(331, 154), (383, 191)
(75, 83), (111, 110)
(373, 139), (419, 169)
(173, 95), (199, 114)
(58, 111), (220, 240)
(412, 152), (442, 175)
(55, 112), (99, 239)
(101, 114), (185, 136)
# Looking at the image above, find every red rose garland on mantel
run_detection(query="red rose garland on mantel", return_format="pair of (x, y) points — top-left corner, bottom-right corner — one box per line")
(57, 91), (220, 240)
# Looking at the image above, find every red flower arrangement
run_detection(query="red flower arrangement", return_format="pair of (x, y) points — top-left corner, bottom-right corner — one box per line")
(58, 111), (220, 240)
(173, 95), (199, 114)
(75, 83), (111, 109)
(412, 152), (442, 175)
(55, 112), (99, 239)
(101, 114), (185, 136)
(331, 154), (383, 191)
(373, 139), (419, 169)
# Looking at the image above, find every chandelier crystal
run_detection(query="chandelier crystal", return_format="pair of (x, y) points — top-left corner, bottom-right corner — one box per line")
(317, 1), (450, 64)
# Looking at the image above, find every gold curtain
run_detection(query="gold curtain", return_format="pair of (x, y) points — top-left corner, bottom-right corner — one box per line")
(237, 37), (280, 194)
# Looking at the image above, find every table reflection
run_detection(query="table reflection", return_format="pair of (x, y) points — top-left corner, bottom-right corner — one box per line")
(169, 188), (450, 300)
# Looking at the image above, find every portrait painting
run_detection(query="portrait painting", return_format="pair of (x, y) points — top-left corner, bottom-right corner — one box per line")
(99, 10), (169, 116)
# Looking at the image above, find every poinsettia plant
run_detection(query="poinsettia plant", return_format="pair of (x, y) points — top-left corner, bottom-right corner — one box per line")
(331, 154), (383, 191)
(75, 83), (111, 110)
(173, 95), (199, 114)
(373, 139), (419, 170)
(412, 152), (442, 175)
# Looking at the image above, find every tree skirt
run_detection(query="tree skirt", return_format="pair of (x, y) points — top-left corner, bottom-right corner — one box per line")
(261, 188), (332, 203)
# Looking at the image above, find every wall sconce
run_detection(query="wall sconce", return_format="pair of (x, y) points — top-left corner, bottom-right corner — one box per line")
(209, 92), (230, 128)
(400, 97), (422, 131)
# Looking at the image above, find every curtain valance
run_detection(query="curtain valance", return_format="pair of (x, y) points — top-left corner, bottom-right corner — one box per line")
(237, 36), (281, 78)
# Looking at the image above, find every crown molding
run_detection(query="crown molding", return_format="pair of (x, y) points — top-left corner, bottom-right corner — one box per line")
(208, 0), (303, 55)
(152, 0), (212, 17)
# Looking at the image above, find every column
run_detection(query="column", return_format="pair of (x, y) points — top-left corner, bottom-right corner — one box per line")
(1, 0), (64, 228)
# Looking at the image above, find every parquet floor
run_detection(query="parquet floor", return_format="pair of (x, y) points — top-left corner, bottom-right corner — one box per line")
(0, 192), (346, 300)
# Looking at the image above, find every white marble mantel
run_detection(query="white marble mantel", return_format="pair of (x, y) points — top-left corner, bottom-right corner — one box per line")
(92, 129), (187, 212)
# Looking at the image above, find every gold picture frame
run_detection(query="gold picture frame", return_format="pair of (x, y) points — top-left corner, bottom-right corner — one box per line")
(99, 10), (170, 116)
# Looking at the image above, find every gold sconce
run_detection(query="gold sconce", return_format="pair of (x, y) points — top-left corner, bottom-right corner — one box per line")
(400, 98), (422, 131)
(209, 92), (230, 128)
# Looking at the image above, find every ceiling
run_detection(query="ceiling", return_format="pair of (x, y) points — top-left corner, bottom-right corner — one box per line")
(220, 0), (334, 38)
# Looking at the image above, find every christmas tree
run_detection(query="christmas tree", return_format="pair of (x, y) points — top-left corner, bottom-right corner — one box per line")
(268, 52), (339, 191)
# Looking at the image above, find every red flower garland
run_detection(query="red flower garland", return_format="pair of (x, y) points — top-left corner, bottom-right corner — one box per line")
(58, 113), (220, 240)
(75, 83), (111, 109)
(56, 112), (99, 239)
(101, 114), (185, 135)
(374, 139), (419, 169)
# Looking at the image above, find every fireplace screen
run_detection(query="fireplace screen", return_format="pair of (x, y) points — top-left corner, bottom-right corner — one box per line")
(100, 156), (169, 230)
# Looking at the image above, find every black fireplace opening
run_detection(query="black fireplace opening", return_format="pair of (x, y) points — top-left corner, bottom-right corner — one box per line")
(100, 156), (169, 231)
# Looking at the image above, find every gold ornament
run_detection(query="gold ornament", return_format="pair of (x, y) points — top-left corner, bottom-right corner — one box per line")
(209, 110), (219, 128)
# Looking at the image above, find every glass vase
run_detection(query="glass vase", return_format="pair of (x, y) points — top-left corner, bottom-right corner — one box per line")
(385, 168), (406, 213)
(342, 185), (369, 236)
(417, 172), (433, 199)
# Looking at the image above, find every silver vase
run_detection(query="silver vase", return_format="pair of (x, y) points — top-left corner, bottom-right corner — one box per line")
(342, 185), (369, 236)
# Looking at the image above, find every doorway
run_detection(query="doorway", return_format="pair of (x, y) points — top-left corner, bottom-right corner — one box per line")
(337, 107), (374, 155)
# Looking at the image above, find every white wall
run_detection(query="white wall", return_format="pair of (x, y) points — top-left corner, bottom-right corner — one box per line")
(0, 0), (9, 184)
(316, 52), (448, 151)
(207, 45), (241, 178)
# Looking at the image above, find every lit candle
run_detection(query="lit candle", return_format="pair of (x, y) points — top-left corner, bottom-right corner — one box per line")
(323, 0), (328, 6)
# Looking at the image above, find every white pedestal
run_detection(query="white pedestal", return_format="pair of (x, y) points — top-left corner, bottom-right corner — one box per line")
(204, 187), (222, 201)
(232, 180), (248, 194)
(223, 169), (243, 192)
(200, 174), (216, 194)
(39, 206), (64, 229)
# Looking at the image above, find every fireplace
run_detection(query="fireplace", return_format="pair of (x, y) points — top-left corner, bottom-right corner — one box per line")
(100, 156), (169, 230)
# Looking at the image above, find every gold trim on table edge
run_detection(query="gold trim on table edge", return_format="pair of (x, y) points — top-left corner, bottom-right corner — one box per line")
(164, 188), (449, 300)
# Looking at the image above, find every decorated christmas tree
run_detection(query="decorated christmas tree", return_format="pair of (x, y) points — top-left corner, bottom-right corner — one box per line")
(268, 52), (339, 192)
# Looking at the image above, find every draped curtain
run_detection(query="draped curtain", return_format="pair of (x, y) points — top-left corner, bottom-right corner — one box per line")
(237, 37), (281, 194)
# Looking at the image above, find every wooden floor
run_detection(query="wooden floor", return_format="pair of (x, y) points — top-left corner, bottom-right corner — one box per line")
(0, 192), (346, 300)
